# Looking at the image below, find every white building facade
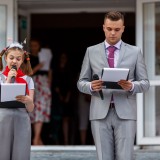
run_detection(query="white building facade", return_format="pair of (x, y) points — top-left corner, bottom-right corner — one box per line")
(0, 0), (160, 147)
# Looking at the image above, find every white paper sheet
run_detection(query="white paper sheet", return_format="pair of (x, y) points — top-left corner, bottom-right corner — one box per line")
(0, 83), (26, 102)
(101, 68), (129, 82)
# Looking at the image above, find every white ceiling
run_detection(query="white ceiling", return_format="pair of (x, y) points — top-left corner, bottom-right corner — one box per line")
(17, 0), (136, 13)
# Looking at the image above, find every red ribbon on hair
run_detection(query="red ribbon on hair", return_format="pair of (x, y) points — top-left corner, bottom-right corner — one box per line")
(3, 66), (29, 95)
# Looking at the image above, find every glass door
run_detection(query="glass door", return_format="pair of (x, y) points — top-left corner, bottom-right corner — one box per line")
(0, 0), (17, 50)
(136, 0), (160, 145)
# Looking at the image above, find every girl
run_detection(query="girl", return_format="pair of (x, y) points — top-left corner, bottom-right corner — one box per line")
(0, 42), (34, 160)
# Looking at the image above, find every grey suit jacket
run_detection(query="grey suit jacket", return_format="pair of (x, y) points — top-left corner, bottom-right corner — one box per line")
(77, 41), (150, 120)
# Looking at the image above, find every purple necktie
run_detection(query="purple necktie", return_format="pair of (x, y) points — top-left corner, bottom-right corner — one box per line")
(107, 46), (116, 68)
(107, 46), (116, 103)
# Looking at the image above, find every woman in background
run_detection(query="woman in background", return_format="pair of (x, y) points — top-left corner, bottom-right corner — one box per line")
(30, 39), (52, 145)
(52, 52), (72, 145)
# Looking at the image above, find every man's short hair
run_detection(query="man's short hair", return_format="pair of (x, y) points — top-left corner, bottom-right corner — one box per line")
(104, 11), (124, 24)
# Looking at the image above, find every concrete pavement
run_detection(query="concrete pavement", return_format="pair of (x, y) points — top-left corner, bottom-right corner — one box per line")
(30, 146), (160, 160)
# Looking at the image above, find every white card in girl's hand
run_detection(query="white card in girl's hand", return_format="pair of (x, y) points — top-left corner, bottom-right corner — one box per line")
(0, 83), (26, 102)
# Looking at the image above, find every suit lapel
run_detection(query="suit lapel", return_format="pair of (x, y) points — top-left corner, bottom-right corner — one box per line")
(99, 42), (109, 68)
(116, 41), (126, 67)
(99, 41), (126, 68)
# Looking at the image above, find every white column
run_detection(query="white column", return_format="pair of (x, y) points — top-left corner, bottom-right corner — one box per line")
(143, 3), (156, 137)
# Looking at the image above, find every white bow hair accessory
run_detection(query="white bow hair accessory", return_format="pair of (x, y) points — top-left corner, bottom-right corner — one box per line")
(8, 42), (23, 49)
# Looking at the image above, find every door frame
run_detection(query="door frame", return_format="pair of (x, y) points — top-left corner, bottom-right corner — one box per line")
(136, 0), (160, 145)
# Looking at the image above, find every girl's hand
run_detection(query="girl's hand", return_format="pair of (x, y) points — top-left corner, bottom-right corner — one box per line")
(6, 68), (17, 83)
(16, 95), (34, 112)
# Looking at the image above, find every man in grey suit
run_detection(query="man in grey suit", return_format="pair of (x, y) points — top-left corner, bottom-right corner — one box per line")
(77, 11), (150, 160)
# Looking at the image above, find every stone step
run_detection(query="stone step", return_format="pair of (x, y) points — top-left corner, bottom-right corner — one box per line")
(30, 146), (160, 160)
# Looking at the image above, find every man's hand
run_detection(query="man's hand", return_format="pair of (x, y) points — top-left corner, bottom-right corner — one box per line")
(91, 79), (103, 91)
(118, 80), (132, 91)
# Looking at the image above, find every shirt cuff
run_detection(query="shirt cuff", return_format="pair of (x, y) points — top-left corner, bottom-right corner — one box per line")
(90, 83), (94, 92)
(130, 82), (134, 91)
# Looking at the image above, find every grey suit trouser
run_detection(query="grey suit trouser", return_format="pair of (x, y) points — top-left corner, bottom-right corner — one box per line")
(0, 108), (31, 160)
(91, 107), (136, 160)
